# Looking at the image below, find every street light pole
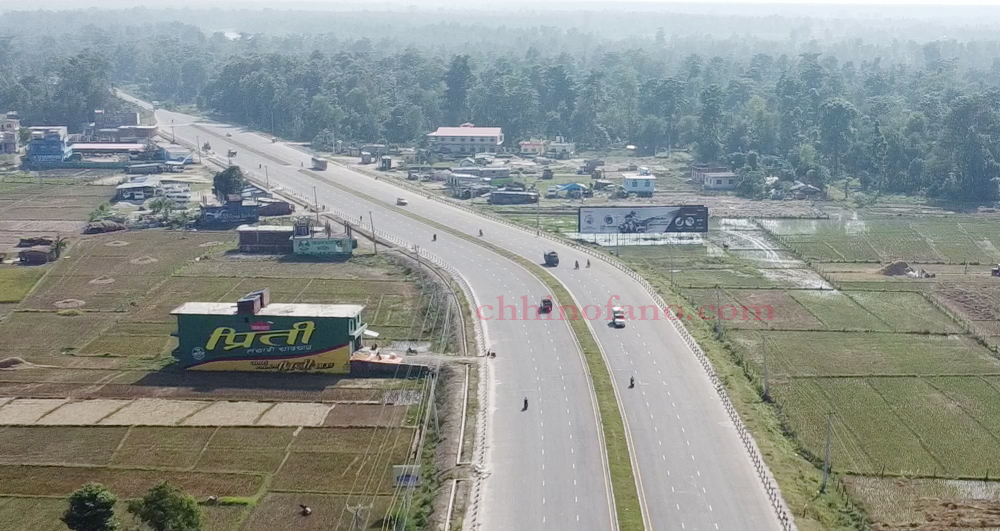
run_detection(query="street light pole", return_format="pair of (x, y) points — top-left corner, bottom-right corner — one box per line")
(369, 211), (378, 255)
(821, 413), (832, 492)
(171, 119), (175, 143)
(196, 135), (201, 163)
(313, 186), (320, 224)
(264, 166), (269, 192)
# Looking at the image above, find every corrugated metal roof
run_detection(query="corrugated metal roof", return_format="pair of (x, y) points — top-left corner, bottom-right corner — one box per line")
(71, 143), (146, 151)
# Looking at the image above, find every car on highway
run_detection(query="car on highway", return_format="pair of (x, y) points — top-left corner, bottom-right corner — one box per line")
(611, 306), (626, 328)
(540, 296), (553, 314)
(396, 198), (408, 206)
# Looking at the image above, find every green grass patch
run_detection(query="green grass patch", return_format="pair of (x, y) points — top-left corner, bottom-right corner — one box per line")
(788, 290), (889, 331)
(0, 267), (46, 303)
(729, 330), (999, 377)
(847, 291), (963, 333)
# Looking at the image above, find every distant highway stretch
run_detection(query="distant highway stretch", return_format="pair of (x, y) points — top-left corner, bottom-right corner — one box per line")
(128, 92), (786, 531)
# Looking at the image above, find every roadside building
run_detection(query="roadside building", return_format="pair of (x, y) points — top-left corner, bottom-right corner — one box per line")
(622, 173), (657, 196)
(171, 288), (368, 373)
(427, 123), (503, 154)
(291, 218), (358, 259)
(236, 225), (295, 253)
(116, 125), (158, 143)
(257, 197), (295, 217)
(67, 143), (147, 161)
(518, 139), (546, 156)
(158, 143), (193, 164)
(790, 181), (824, 199)
(446, 172), (485, 189)
(450, 164), (511, 180)
(701, 171), (739, 190)
(0, 112), (20, 154)
(116, 177), (161, 201)
(489, 190), (539, 205)
(94, 109), (139, 129)
(199, 197), (260, 225)
(548, 136), (575, 159)
(26, 127), (70, 163)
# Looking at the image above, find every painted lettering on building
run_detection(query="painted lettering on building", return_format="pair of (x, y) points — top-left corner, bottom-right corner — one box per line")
(205, 321), (315, 353)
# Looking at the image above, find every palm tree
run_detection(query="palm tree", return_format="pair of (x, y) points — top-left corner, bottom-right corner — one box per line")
(52, 237), (68, 259)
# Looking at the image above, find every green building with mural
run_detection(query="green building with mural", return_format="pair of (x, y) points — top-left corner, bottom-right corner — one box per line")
(171, 289), (367, 373)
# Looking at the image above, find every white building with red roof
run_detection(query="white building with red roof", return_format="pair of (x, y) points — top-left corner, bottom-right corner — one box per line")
(427, 123), (503, 154)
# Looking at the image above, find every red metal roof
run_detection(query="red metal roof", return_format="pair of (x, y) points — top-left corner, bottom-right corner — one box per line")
(428, 126), (501, 137)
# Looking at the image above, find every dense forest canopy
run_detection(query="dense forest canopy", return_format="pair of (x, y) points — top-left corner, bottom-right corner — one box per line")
(4, 6), (1000, 202)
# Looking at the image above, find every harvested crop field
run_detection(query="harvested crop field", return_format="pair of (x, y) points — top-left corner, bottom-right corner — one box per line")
(322, 404), (409, 427)
(110, 426), (216, 468)
(181, 400), (275, 426)
(241, 493), (397, 531)
(0, 426), (127, 466)
(0, 222), (440, 530)
(0, 464), (263, 498)
(844, 476), (1000, 530)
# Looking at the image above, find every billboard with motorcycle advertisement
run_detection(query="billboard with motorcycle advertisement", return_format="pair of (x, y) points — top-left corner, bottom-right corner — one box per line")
(577, 205), (709, 234)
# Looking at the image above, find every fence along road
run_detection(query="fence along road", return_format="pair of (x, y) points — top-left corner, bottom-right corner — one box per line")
(144, 104), (617, 531)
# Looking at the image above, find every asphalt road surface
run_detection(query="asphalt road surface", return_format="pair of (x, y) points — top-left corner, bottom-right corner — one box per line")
(131, 99), (617, 531)
(130, 94), (784, 531)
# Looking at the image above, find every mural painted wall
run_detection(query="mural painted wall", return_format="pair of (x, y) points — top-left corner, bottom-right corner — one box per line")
(174, 313), (361, 373)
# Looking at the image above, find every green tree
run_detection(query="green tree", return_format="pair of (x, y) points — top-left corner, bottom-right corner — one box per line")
(443, 55), (473, 125)
(148, 197), (174, 222)
(818, 98), (858, 179)
(212, 166), (246, 197)
(62, 483), (118, 531)
(127, 482), (202, 531)
(312, 129), (336, 152)
(695, 84), (724, 162)
(736, 166), (766, 199)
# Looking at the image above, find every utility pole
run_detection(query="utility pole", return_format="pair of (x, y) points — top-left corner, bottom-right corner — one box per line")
(264, 166), (269, 192)
(196, 135), (201, 163)
(346, 503), (370, 531)
(821, 413), (832, 492)
(762, 335), (770, 400)
(669, 244), (675, 286)
(313, 186), (320, 223)
(369, 211), (378, 255)
(716, 286), (722, 333)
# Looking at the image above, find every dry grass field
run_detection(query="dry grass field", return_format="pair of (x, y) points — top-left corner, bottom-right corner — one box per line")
(0, 194), (441, 531)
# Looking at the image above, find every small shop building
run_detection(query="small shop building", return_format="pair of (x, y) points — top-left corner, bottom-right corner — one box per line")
(171, 289), (368, 373)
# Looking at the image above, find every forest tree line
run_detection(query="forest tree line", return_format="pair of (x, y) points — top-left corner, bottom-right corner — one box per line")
(2, 11), (1000, 202)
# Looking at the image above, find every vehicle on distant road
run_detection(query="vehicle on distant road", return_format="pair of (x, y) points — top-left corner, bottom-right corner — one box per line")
(544, 251), (559, 267)
(312, 157), (328, 171)
(227, 149), (237, 157)
(612, 306), (626, 328)
(396, 198), (408, 206)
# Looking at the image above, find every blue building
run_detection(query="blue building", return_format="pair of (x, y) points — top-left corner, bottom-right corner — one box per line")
(26, 127), (69, 163)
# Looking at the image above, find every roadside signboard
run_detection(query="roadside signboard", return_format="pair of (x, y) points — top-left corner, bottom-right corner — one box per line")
(578, 205), (709, 234)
